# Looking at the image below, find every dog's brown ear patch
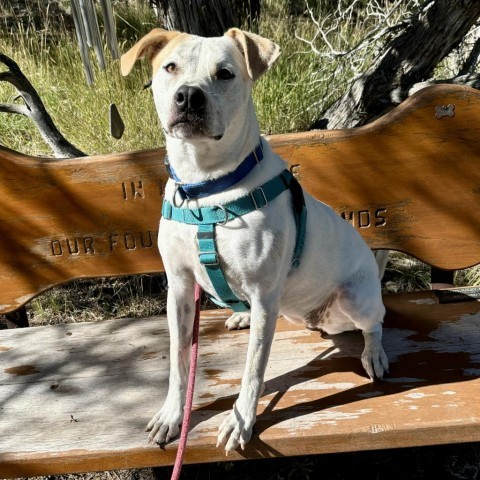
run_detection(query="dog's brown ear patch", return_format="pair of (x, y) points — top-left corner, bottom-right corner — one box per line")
(225, 28), (280, 81)
(120, 29), (183, 76)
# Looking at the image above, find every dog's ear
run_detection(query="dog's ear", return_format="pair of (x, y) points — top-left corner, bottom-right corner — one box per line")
(120, 28), (182, 76)
(225, 28), (280, 81)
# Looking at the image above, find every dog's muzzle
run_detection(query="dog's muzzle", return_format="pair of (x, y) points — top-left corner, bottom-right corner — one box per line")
(167, 85), (210, 138)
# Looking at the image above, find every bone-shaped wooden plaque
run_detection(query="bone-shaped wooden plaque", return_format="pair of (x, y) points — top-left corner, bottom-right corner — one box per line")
(0, 84), (479, 312)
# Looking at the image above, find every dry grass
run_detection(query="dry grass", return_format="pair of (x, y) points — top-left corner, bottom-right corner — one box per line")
(28, 276), (167, 326)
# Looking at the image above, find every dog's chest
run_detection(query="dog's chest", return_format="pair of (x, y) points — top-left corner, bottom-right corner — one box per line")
(158, 218), (198, 267)
(159, 203), (292, 299)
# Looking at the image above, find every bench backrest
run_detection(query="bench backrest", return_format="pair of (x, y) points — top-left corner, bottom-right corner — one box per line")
(0, 84), (479, 313)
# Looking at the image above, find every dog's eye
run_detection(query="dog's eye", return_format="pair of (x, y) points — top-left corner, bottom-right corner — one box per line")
(216, 68), (235, 81)
(164, 63), (177, 74)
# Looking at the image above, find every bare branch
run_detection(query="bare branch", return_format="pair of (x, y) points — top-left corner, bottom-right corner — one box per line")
(314, 0), (480, 129)
(0, 53), (85, 158)
(0, 103), (28, 116)
(297, 0), (422, 120)
(297, 0), (413, 60)
(409, 73), (480, 96)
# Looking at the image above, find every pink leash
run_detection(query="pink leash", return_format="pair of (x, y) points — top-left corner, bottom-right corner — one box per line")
(171, 283), (202, 480)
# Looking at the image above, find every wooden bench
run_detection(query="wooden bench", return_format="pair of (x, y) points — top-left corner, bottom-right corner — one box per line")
(0, 84), (479, 477)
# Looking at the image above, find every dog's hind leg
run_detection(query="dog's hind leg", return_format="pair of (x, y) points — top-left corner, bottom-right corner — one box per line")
(146, 275), (196, 445)
(361, 322), (389, 380)
(217, 299), (279, 452)
(337, 270), (389, 380)
(225, 311), (251, 330)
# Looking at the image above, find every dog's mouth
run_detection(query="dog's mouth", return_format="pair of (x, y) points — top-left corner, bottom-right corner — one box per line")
(167, 115), (223, 141)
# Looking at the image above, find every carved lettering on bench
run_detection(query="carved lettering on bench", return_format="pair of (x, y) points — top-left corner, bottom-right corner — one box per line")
(122, 180), (145, 200)
(50, 237), (96, 256)
(49, 231), (157, 257)
(374, 208), (387, 227)
(358, 210), (370, 228)
(84, 237), (95, 254)
(109, 231), (158, 252)
(51, 240), (63, 256)
(340, 208), (387, 229)
(124, 232), (136, 250)
(121, 180), (166, 199)
(66, 238), (79, 255)
(140, 230), (154, 248)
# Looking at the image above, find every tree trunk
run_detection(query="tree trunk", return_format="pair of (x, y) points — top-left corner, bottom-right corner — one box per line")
(321, 0), (480, 129)
(150, 0), (261, 36)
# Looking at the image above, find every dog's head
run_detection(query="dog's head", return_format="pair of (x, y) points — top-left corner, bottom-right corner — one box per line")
(121, 29), (280, 142)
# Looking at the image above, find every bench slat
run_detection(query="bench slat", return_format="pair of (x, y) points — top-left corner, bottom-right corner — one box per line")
(1, 291), (479, 477)
(0, 85), (479, 312)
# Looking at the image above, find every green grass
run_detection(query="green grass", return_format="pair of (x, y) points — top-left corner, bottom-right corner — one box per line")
(0, 0), (374, 155)
(0, 2), (161, 155)
(29, 276), (167, 325)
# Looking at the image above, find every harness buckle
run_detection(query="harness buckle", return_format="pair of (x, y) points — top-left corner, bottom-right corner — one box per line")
(250, 187), (267, 209)
(199, 252), (219, 266)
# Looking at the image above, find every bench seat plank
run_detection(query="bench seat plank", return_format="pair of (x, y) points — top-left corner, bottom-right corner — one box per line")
(0, 290), (479, 477)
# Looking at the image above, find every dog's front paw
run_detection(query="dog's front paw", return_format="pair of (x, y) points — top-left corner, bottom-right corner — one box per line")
(225, 312), (251, 330)
(361, 344), (389, 380)
(146, 403), (183, 445)
(216, 404), (254, 453)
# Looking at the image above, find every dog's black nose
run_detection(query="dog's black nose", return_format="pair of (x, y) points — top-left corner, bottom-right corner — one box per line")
(174, 85), (205, 114)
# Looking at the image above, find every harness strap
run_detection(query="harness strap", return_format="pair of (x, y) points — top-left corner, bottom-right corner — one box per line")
(289, 175), (308, 269)
(197, 224), (250, 312)
(162, 169), (293, 225)
(162, 169), (307, 312)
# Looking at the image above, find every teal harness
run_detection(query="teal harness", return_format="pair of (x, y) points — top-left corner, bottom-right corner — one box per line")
(162, 144), (307, 312)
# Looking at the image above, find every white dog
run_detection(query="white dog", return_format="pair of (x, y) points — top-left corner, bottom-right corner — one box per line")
(121, 28), (389, 453)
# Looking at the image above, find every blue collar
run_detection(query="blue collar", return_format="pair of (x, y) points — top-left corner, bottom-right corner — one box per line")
(164, 139), (264, 200)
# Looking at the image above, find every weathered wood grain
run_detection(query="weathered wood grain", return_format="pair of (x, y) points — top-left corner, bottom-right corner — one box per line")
(0, 84), (479, 312)
(0, 147), (165, 313)
(0, 291), (479, 477)
(272, 84), (480, 267)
